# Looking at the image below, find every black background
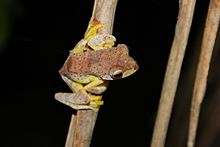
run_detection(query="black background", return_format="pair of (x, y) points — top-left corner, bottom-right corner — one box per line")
(1, 0), (215, 147)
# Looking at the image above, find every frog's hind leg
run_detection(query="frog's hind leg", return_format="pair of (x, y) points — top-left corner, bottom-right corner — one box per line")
(84, 21), (104, 41)
(55, 93), (100, 111)
(85, 21), (116, 51)
(87, 34), (116, 51)
(55, 93), (87, 106)
(61, 75), (87, 96)
(57, 75), (89, 104)
(56, 75), (104, 111)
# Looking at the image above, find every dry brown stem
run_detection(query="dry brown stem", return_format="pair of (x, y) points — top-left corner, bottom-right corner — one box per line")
(187, 0), (220, 146)
(150, 0), (196, 146)
(65, 115), (76, 146)
(65, 0), (118, 147)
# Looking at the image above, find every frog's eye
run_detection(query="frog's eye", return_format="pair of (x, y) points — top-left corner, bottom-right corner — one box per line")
(111, 70), (123, 79)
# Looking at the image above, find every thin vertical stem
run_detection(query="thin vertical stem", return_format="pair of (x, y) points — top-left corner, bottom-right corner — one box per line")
(65, 0), (118, 147)
(187, 0), (220, 146)
(72, 110), (98, 147)
(150, 0), (196, 146)
(65, 115), (76, 147)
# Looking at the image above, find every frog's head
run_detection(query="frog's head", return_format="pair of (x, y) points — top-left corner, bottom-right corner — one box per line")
(101, 44), (139, 80)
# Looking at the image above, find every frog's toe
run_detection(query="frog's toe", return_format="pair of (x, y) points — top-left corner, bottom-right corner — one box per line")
(89, 95), (104, 107)
(89, 95), (102, 101)
(90, 100), (104, 106)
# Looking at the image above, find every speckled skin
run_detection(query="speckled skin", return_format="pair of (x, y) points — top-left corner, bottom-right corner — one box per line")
(56, 21), (139, 111)
(59, 44), (139, 81)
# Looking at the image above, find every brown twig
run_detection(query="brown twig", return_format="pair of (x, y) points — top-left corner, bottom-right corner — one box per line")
(65, 0), (118, 147)
(150, 0), (196, 146)
(187, 0), (220, 146)
(65, 115), (76, 147)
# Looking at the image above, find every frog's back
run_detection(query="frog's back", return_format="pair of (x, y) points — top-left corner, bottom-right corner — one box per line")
(60, 48), (115, 76)
(59, 51), (90, 77)
(59, 44), (138, 79)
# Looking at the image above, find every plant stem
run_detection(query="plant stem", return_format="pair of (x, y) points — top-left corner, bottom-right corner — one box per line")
(72, 110), (98, 147)
(150, 0), (196, 146)
(65, 0), (118, 147)
(65, 115), (76, 147)
(187, 0), (220, 146)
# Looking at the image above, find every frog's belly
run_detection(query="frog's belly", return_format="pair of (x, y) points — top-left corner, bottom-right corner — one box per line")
(71, 74), (99, 84)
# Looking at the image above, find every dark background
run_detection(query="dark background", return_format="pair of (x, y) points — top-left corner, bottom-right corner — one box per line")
(1, 0), (219, 147)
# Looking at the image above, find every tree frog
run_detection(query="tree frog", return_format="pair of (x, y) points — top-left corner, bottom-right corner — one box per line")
(55, 20), (139, 111)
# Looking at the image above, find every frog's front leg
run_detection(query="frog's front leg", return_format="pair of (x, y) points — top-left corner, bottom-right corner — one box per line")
(84, 76), (108, 95)
(55, 75), (103, 111)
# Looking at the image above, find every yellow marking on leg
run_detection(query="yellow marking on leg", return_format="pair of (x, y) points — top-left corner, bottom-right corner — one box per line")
(89, 96), (101, 101)
(87, 34), (116, 51)
(71, 21), (104, 54)
(92, 101), (104, 106)
(89, 94), (103, 112)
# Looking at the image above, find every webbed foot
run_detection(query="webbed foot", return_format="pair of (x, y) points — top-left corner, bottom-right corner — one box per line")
(55, 93), (103, 112)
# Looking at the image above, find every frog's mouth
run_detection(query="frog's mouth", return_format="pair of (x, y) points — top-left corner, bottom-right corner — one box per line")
(122, 68), (138, 78)
(109, 68), (138, 80)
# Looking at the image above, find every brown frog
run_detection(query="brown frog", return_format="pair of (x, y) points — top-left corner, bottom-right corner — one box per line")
(55, 44), (138, 111)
